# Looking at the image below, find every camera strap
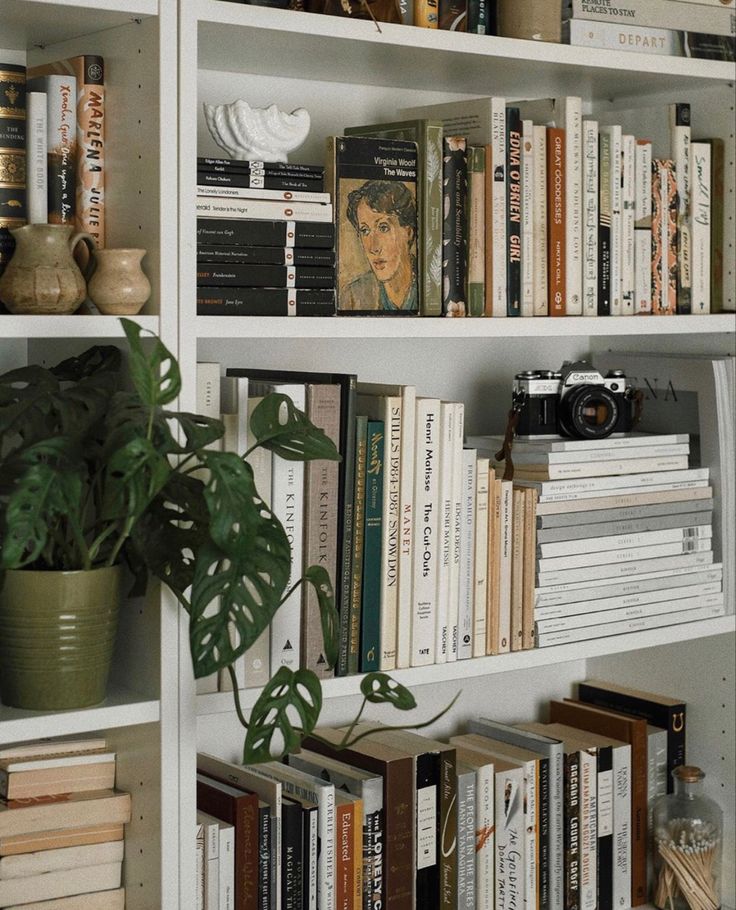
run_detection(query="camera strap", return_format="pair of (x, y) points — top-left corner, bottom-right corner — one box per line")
(631, 388), (645, 428)
(495, 400), (523, 482)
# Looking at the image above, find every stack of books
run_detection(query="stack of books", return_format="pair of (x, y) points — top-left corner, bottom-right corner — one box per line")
(195, 157), (336, 317)
(0, 737), (130, 909)
(470, 431), (725, 647)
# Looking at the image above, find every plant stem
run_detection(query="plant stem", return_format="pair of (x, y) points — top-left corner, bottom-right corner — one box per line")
(228, 666), (249, 731)
(339, 698), (367, 746)
(339, 691), (462, 749)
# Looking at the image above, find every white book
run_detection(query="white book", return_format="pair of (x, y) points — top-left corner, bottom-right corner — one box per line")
(600, 125), (623, 315)
(410, 397), (440, 667)
(510, 488), (524, 653)
(621, 134), (636, 315)
(0, 862), (121, 907)
(3, 891), (125, 910)
(473, 458), (490, 658)
(514, 454), (689, 479)
(534, 563), (723, 605)
(197, 811), (219, 910)
(197, 753), (283, 910)
(218, 820), (235, 910)
(466, 431), (690, 455)
(249, 381), (305, 671)
(457, 448), (477, 660)
(519, 466), (708, 498)
(26, 92), (47, 225)
(0, 840), (124, 880)
(564, 18), (683, 55)
(220, 375), (250, 458)
(497, 480), (513, 655)
(448, 402), (465, 661)
(634, 139), (653, 314)
(195, 821), (204, 910)
(537, 524), (712, 559)
(521, 119), (535, 317)
(537, 479), (709, 504)
(669, 103), (692, 313)
(690, 142), (712, 314)
(502, 443), (688, 466)
(196, 185), (330, 204)
(535, 485), (712, 514)
(612, 744), (633, 910)
(567, 0), (734, 34)
(535, 580), (723, 618)
(0, 751), (114, 774)
(435, 402), (456, 663)
(258, 762), (335, 910)
(493, 763), (525, 910)
(535, 600), (725, 646)
(451, 750), (494, 910)
(537, 549), (714, 587)
(0, 738), (107, 762)
(537, 536), (712, 573)
(532, 124), (548, 316)
(196, 197), (333, 222)
(582, 119), (599, 317)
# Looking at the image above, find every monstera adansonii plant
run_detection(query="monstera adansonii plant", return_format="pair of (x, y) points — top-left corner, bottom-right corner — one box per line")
(0, 319), (454, 761)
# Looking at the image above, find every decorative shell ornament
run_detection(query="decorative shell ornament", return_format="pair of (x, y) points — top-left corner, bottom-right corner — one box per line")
(203, 100), (311, 163)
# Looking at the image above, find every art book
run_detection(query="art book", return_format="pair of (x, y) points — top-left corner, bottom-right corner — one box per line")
(326, 135), (419, 315)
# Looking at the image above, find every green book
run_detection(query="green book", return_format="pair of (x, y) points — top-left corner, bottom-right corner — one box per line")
(345, 415), (368, 675)
(361, 420), (385, 672)
(467, 145), (486, 317)
(344, 119), (443, 317)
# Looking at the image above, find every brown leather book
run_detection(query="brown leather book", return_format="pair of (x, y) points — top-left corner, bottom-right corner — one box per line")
(546, 127), (566, 316)
(549, 699), (648, 906)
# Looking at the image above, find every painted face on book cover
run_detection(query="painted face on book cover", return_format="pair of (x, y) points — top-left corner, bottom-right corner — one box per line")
(356, 201), (414, 284)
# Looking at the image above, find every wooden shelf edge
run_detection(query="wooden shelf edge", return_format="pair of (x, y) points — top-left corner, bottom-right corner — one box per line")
(0, 690), (161, 744)
(196, 613), (735, 716)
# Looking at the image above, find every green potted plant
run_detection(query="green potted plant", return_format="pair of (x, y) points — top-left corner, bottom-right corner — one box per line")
(0, 320), (449, 761)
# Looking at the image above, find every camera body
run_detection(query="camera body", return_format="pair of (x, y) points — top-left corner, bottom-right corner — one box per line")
(512, 361), (636, 440)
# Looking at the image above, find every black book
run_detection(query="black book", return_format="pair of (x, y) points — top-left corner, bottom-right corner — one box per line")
(282, 797), (304, 910)
(198, 156), (325, 177)
(197, 170), (324, 192)
(197, 244), (335, 267)
(196, 217), (335, 249)
(301, 802), (318, 910)
(537, 755), (552, 910)
(258, 801), (270, 910)
(225, 366), (358, 674)
(197, 263), (334, 289)
(0, 62), (26, 275)
(595, 745), (614, 910)
(506, 105), (522, 316)
(598, 131), (612, 316)
(197, 287), (336, 316)
(564, 750), (581, 910)
(442, 135), (468, 317)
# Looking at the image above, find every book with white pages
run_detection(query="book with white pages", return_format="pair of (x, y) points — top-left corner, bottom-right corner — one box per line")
(536, 509), (711, 541)
(535, 580), (723, 619)
(537, 536), (712, 574)
(451, 747), (495, 910)
(508, 454), (689, 480)
(467, 432), (690, 455)
(536, 550), (714, 588)
(537, 524), (712, 559)
(435, 401), (457, 663)
(536, 496), (712, 529)
(0, 841), (124, 880)
(535, 485), (713, 515)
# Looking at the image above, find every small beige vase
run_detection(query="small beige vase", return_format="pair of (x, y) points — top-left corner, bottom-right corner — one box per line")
(0, 224), (95, 315)
(87, 248), (151, 315)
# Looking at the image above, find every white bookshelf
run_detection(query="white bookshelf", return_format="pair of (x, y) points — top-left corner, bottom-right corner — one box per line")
(1, 0), (734, 907)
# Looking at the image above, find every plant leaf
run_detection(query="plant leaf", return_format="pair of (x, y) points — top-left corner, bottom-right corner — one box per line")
(243, 667), (322, 763)
(303, 565), (338, 670)
(101, 436), (172, 524)
(360, 673), (417, 710)
(249, 393), (341, 462)
(120, 317), (180, 407)
(165, 411), (224, 453)
(199, 451), (267, 556)
(50, 345), (121, 381)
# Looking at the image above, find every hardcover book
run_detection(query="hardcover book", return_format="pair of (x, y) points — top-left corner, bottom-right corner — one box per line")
(0, 63), (26, 275)
(326, 135), (419, 315)
(361, 419), (385, 672)
(442, 136), (468, 316)
(566, 0), (735, 35)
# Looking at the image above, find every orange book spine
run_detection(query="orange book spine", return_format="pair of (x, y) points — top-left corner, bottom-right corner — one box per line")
(546, 127), (566, 316)
(414, 0), (439, 27)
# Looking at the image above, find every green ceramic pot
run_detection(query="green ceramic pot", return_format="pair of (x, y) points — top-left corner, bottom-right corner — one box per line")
(0, 566), (121, 710)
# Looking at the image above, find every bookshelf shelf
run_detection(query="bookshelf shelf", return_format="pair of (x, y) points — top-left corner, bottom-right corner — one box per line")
(0, 688), (160, 744)
(196, 614), (736, 716)
(0, 314), (160, 339)
(195, 313), (736, 340)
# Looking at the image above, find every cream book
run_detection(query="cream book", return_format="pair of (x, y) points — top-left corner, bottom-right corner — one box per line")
(2, 888), (125, 910)
(0, 791), (131, 839)
(0, 840), (124, 879)
(0, 823), (125, 858)
(0, 740), (107, 762)
(0, 753), (116, 801)
(0, 861), (121, 906)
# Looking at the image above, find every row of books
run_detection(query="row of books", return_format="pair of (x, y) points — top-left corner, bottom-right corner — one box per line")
(0, 737), (129, 909)
(0, 56), (105, 277)
(195, 676), (690, 910)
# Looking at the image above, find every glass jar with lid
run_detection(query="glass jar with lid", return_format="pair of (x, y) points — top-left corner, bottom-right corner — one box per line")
(652, 765), (722, 910)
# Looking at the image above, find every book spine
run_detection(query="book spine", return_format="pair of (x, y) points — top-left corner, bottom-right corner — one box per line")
(532, 124), (549, 315)
(70, 56), (104, 245)
(258, 803), (271, 910)
(197, 263), (334, 288)
(442, 136), (468, 315)
(621, 134), (636, 315)
(26, 92), (47, 225)
(422, 123), (444, 315)
(582, 120), (598, 316)
(413, 753), (441, 905)
(44, 75), (76, 225)
(361, 420), (385, 672)
(521, 119), (535, 317)
(197, 184), (330, 205)
(220, 822), (236, 910)
(537, 523), (711, 558)
(467, 145), (486, 316)
(568, 0), (734, 35)
(705, 138), (724, 311)
(348, 416), (368, 675)
(510, 488), (524, 651)
(491, 98), (507, 317)
(457, 448), (477, 659)
(304, 806), (318, 910)
(495, 766), (525, 910)
(196, 217), (335, 248)
(415, 0), (439, 26)
(197, 288), (335, 317)
(439, 0), (468, 29)
(473, 458), (490, 657)
(538, 757), (552, 910)
(522, 487), (537, 650)
(467, 0), (489, 32)
(579, 751), (598, 910)
(396, 387), (417, 669)
(595, 748), (614, 910)
(634, 140), (653, 314)
(380, 398), (402, 671)
(475, 762), (495, 910)
(435, 402), (456, 663)
(565, 751), (581, 910)
(605, 126), (623, 315)
(197, 245), (335, 266)
(302, 384), (340, 678)
(456, 769), (476, 909)
(498, 480), (513, 654)
(564, 97), (583, 315)
(506, 106), (522, 316)
(547, 127), (566, 316)
(564, 18), (684, 54)
(282, 801), (303, 910)
(197, 170), (324, 191)
(597, 130), (612, 316)
(690, 142), (711, 313)
(537, 537), (712, 574)
(196, 822), (205, 910)
(199, 157), (325, 175)
(669, 103), (692, 313)
(0, 63), (26, 275)
(487, 478), (503, 654)
(612, 747), (632, 910)
(448, 403), (465, 660)
(334, 801), (352, 910)
(439, 752), (458, 910)
(651, 159), (678, 315)
(411, 399), (441, 666)
(196, 197), (333, 222)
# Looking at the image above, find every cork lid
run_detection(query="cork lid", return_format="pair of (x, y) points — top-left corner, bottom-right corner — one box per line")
(674, 765), (705, 783)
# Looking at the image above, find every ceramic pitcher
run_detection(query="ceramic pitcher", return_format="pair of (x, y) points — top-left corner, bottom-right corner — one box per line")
(0, 224), (95, 315)
(87, 248), (151, 315)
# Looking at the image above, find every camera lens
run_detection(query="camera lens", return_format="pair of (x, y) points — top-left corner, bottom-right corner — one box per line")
(558, 385), (620, 439)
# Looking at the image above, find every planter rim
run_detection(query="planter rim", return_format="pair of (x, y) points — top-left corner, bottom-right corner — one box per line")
(2, 565), (121, 579)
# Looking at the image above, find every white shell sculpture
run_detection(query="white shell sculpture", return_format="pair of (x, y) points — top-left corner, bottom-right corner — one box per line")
(203, 100), (311, 163)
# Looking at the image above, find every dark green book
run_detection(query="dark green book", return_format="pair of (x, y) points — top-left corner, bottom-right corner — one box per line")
(361, 420), (384, 672)
(0, 62), (26, 276)
(346, 415), (368, 676)
(344, 120), (443, 316)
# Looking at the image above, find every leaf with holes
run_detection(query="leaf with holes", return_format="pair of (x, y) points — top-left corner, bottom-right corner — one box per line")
(249, 393), (342, 462)
(198, 451), (265, 556)
(101, 436), (171, 525)
(243, 667), (323, 763)
(120, 318), (180, 407)
(360, 673), (417, 710)
(303, 565), (338, 670)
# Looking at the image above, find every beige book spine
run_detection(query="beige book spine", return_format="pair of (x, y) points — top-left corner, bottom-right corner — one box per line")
(522, 488), (537, 650)
(1, 762), (115, 801)
(0, 792), (131, 839)
(0, 840), (124, 879)
(0, 823), (124, 858)
(486, 477), (502, 655)
(3, 887), (125, 910)
(0, 861), (121, 906)
(473, 458), (490, 658)
(510, 489), (525, 652)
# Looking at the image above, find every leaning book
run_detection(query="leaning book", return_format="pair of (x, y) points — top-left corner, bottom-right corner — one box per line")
(326, 135), (419, 315)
